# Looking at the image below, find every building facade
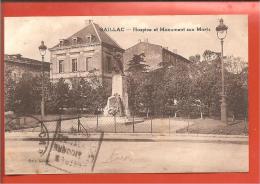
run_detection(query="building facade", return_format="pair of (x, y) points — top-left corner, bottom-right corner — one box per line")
(49, 20), (124, 93)
(123, 41), (190, 71)
(4, 54), (50, 82)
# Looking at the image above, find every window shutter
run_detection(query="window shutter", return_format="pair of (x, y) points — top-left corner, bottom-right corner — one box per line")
(52, 58), (57, 74)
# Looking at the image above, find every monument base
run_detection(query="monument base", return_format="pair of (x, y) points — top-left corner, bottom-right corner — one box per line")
(103, 74), (130, 117)
(103, 94), (124, 116)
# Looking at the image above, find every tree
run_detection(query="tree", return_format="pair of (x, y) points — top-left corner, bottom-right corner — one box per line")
(190, 53), (222, 117)
(202, 50), (220, 61)
(88, 69), (110, 110)
(69, 78), (91, 113)
(68, 77), (108, 114)
(61, 70), (110, 114)
(189, 51), (248, 119)
(126, 53), (150, 115)
(225, 66), (248, 119)
(13, 74), (42, 114)
(126, 53), (149, 73)
(46, 78), (70, 114)
(4, 70), (16, 112)
(126, 52), (194, 117)
(225, 56), (248, 74)
(189, 54), (201, 63)
(161, 62), (192, 117)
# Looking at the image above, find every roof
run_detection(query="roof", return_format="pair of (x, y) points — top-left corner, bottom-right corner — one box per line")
(162, 47), (190, 63)
(93, 23), (122, 49)
(4, 54), (50, 67)
(126, 41), (190, 63)
(50, 21), (123, 50)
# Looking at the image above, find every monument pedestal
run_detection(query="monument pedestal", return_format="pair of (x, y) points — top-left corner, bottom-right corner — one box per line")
(104, 74), (130, 117)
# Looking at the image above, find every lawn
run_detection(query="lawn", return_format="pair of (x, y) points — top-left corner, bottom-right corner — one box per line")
(176, 118), (248, 135)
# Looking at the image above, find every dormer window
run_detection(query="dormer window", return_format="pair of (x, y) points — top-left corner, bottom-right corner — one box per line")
(59, 40), (63, 47)
(86, 34), (95, 43)
(86, 35), (91, 43)
(72, 37), (78, 45)
(59, 39), (66, 47)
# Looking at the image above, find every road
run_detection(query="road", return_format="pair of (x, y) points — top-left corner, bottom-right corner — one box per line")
(5, 132), (248, 174)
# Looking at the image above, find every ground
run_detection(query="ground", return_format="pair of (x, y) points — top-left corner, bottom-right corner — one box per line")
(5, 132), (248, 174)
(4, 116), (248, 174)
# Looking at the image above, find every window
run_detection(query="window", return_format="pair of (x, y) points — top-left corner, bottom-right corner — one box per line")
(86, 57), (91, 71)
(72, 37), (78, 45)
(86, 35), (95, 43)
(72, 58), (78, 72)
(59, 39), (66, 47)
(59, 60), (64, 73)
(59, 40), (63, 47)
(86, 35), (91, 43)
(107, 56), (112, 73)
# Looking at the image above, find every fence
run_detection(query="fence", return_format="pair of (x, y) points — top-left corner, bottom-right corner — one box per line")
(5, 114), (249, 135)
(5, 114), (193, 134)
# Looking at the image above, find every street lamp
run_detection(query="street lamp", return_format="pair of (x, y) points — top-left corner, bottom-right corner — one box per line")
(216, 18), (228, 123)
(39, 41), (47, 120)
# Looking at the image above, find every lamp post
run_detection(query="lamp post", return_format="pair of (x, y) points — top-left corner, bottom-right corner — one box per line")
(216, 18), (228, 123)
(39, 41), (47, 120)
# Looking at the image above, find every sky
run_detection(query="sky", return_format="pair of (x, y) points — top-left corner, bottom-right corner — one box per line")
(4, 15), (248, 62)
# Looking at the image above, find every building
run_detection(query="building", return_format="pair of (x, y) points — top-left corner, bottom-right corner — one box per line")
(123, 41), (190, 71)
(49, 20), (124, 92)
(4, 54), (50, 82)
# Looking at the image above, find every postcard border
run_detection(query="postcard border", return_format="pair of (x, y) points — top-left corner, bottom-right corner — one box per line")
(1, 1), (259, 183)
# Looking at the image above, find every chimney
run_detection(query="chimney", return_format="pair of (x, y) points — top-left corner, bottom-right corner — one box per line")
(16, 54), (22, 59)
(144, 38), (148, 43)
(85, 19), (93, 25)
(138, 39), (141, 43)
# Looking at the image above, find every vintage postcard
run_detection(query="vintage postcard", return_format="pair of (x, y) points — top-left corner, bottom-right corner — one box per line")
(4, 15), (248, 174)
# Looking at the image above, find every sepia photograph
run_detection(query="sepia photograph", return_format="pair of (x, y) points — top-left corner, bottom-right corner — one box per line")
(4, 15), (248, 174)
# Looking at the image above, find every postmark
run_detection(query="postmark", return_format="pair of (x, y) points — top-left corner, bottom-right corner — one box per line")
(44, 119), (104, 173)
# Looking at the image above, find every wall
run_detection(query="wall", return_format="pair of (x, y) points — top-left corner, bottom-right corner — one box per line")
(50, 44), (102, 82)
(5, 61), (50, 82)
(123, 42), (163, 71)
(162, 49), (178, 65)
(50, 43), (124, 98)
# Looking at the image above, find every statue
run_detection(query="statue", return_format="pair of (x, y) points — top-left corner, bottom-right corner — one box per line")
(103, 50), (130, 117)
(103, 93), (124, 116)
